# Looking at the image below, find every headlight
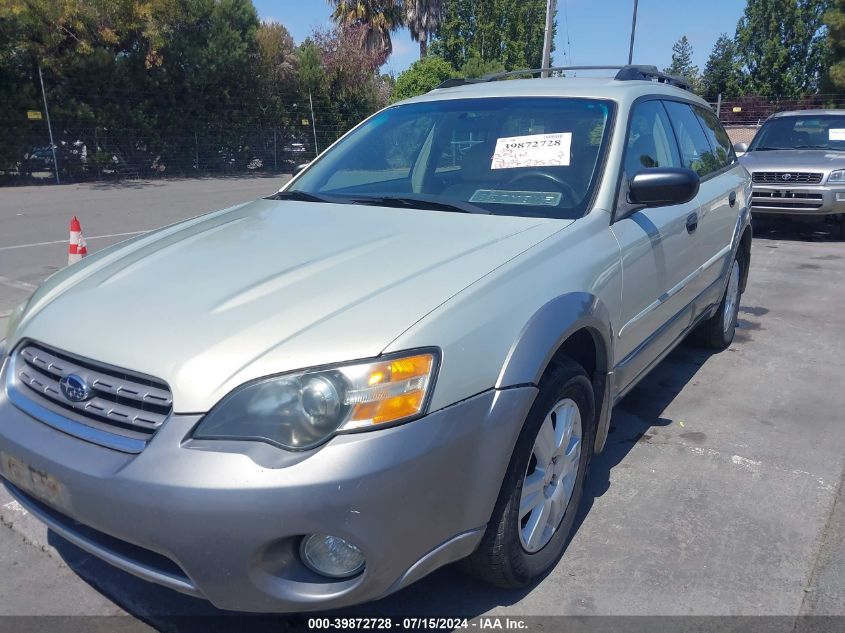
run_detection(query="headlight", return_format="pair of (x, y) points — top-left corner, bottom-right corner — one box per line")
(828, 170), (845, 183)
(193, 350), (439, 450)
(6, 299), (29, 340)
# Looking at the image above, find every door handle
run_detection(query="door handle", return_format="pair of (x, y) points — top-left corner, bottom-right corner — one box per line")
(729, 191), (737, 207)
(686, 212), (699, 234)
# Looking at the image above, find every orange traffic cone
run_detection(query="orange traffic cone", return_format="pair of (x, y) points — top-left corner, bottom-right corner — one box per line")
(68, 216), (88, 265)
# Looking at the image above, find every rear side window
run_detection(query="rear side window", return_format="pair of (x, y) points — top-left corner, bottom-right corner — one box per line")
(624, 100), (681, 176)
(693, 106), (734, 168)
(663, 101), (721, 178)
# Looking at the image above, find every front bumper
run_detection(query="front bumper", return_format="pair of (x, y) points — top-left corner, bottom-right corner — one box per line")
(750, 184), (845, 216)
(0, 355), (537, 613)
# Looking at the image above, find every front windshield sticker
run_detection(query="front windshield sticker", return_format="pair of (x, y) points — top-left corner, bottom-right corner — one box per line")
(470, 189), (562, 207)
(491, 133), (572, 169)
(829, 128), (845, 141)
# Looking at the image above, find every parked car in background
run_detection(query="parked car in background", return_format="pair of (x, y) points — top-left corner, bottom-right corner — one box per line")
(738, 109), (845, 238)
(0, 65), (751, 613)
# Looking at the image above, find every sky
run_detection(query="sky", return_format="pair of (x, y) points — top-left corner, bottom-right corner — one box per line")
(253, 1), (747, 77)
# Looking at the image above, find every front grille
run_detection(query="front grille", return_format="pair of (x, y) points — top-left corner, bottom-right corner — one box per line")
(752, 171), (823, 184)
(750, 190), (824, 210)
(13, 342), (172, 446)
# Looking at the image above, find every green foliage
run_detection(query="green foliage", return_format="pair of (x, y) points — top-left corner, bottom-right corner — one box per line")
(392, 55), (455, 101)
(735, 0), (831, 97)
(664, 35), (701, 91)
(430, 0), (554, 71)
(0, 0), (392, 181)
(701, 34), (744, 99)
(824, 0), (845, 89)
(298, 40), (324, 94)
(461, 55), (505, 78)
(328, 0), (402, 62)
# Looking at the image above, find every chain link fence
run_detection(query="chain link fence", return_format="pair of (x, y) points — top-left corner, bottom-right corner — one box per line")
(711, 93), (845, 146)
(2, 116), (351, 186)
(6, 87), (845, 186)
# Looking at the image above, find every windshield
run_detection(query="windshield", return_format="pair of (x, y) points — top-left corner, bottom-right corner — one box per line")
(749, 115), (845, 151)
(287, 97), (614, 219)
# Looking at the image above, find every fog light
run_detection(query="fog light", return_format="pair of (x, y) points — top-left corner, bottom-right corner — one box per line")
(300, 534), (365, 578)
(836, 192), (845, 202)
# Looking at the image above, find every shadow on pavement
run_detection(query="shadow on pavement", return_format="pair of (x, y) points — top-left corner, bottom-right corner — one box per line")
(752, 216), (844, 243)
(49, 341), (715, 631)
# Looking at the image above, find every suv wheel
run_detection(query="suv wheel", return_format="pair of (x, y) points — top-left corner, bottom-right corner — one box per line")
(699, 253), (742, 349)
(462, 358), (594, 588)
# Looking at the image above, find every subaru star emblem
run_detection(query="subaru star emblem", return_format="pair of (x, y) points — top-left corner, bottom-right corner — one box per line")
(781, 173), (794, 181)
(59, 374), (92, 403)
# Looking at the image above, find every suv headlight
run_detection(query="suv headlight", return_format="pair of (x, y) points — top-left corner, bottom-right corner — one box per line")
(193, 350), (439, 450)
(828, 170), (845, 183)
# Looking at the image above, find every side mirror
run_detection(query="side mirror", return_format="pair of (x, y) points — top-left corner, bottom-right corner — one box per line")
(294, 162), (310, 174)
(628, 167), (700, 208)
(733, 142), (748, 154)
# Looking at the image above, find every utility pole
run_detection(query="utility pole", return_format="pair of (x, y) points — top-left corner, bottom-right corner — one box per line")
(627, 0), (639, 65)
(309, 90), (319, 156)
(37, 63), (59, 185)
(541, 0), (554, 77)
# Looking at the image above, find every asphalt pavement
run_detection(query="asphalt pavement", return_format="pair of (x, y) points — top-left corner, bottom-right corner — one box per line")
(0, 178), (843, 631)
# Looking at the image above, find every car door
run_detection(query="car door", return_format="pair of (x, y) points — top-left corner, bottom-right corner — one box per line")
(662, 100), (740, 304)
(610, 98), (702, 393)
(690, 104), (747, 293)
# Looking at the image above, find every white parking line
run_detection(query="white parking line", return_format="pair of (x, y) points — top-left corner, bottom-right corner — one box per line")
(0, 276), (36, 292)
(0, 230), (148, 252)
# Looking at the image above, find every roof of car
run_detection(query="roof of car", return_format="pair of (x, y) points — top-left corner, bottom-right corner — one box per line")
(771, 109), (845, 118)
(400, 75), (709, 109)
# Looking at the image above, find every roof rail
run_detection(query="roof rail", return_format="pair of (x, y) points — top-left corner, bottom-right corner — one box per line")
(434, 64), (693, 92)
(613, 65), (692, 91)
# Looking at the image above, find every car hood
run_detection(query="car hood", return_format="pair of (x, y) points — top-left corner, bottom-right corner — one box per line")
(740, 149), (845, 171)
(13, 199), (567, 412)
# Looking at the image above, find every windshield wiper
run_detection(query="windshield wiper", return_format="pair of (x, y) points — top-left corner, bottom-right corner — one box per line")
(266, 190), (347, 203)
(348, 195), (490, 214)
(794, 145), (842, 150)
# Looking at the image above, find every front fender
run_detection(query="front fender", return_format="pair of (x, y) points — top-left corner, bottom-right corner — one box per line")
(496, 292), (615, 453)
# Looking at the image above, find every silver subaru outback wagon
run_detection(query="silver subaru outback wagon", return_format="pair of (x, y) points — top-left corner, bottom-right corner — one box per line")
(0, 65), (751, 613)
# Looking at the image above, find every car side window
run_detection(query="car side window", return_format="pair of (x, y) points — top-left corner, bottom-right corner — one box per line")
(693, 105), (735, 168)
(663, 100), (720, 178)
(624, 100), (681, 177)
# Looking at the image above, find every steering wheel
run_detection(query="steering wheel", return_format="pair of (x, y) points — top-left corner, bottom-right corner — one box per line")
(506, 170), (579, 205)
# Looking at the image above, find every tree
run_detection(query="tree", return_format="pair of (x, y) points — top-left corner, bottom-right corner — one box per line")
(665, 36), (699, 81)
(460, 55), (505, 78)
(735, 0), (831, 97)
(327, 0), (403, 63)
(824, 0), (845, 90)
(392, 55), (455, 100)
(430, 0), (553, 71)
(404, 0), (444, 58)
(701, 34), (744, 100)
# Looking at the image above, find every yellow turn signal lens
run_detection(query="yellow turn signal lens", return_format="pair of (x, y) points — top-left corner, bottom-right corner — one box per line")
(340, 353), (435, 428)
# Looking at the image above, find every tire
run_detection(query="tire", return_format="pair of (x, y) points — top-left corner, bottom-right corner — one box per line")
(838, 215), (845, 241)
(462, 358), (595, 588)
(699, 251), (743, 350)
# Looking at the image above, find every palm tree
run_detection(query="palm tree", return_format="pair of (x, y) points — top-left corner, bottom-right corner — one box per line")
(404, 0), (444, 58)
(327, 1), (403, 59)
